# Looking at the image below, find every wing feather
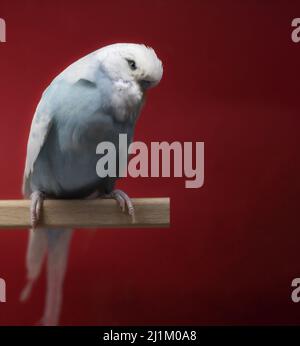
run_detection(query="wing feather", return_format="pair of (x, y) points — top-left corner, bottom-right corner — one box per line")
(22, 100), (53, 197)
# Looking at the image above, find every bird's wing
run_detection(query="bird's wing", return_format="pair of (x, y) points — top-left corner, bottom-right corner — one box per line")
(22, 54), (101, 197)
(23, 95), (54, 196)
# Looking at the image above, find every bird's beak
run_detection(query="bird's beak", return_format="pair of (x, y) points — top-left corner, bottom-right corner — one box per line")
(139, 80), (153, 91)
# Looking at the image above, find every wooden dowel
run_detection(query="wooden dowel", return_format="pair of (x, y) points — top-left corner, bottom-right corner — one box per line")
(0, 198), (170, 229)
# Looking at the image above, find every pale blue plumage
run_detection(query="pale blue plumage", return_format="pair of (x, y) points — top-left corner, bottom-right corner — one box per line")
(24, 59), (138, 198)
(21, 43), (163, 325)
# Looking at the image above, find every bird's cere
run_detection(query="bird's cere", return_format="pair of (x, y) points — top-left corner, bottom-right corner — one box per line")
(96, 134), (204, 189)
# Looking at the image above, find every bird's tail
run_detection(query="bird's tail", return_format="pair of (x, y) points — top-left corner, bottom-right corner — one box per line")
(20, 228), (73, 326)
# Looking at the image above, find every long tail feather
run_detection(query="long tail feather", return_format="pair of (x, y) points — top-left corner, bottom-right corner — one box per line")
(42, 229), (73, 326)
(20, 229), (47, 302)
(21, 228), (73, 326)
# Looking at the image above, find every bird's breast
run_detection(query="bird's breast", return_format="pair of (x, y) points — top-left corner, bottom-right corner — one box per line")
(110, 79), (143, 122)
(31, 113), (134, 198)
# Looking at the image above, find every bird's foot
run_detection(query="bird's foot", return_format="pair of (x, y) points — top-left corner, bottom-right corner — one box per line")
(105, 189), (135, 223)
(30, 191), (45, 229)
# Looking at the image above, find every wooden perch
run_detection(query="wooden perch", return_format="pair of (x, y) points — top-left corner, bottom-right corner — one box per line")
(0, 198), (170, 229)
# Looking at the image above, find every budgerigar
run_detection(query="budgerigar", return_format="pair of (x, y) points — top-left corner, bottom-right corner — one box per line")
(20, 43), (163, 325)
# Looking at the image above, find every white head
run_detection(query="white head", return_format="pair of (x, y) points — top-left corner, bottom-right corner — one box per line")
(97, 43), (163, 91)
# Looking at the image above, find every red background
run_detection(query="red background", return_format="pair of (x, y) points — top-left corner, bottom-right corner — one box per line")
(0, 0), (300, 325)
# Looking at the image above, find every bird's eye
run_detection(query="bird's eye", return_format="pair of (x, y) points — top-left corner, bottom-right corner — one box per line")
(127, 59), (137, 70)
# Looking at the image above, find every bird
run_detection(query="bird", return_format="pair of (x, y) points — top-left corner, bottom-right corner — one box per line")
(20, 43), (163, 325)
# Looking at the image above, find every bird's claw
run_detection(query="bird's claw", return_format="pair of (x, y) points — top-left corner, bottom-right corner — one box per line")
(30, 191), (45, 229)
(107, 189), (135, 223)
